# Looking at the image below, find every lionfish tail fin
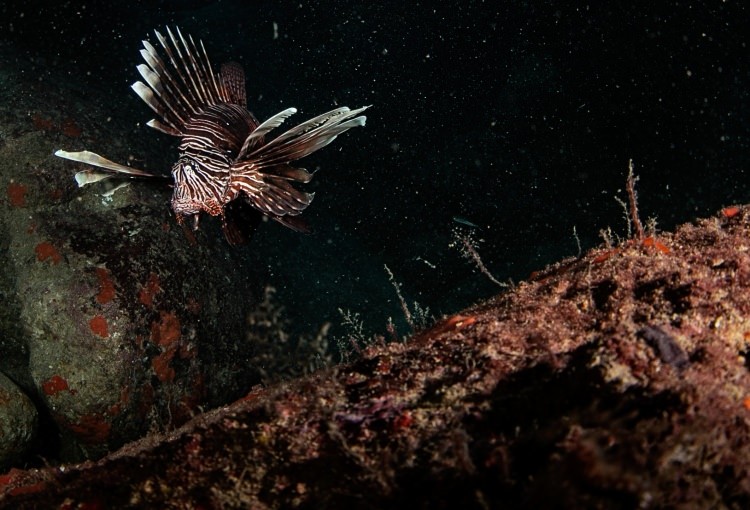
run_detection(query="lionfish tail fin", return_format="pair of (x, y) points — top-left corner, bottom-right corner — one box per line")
(54, 149), (161, 187)
(131, 26), (243, 136)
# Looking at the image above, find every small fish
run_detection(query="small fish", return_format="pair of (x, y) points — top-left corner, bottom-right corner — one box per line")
(56, 27), (368, 244)
(452, 216), (481, 229)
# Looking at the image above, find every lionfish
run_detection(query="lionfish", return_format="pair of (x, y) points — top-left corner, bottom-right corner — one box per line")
(56, 27), (368, 244)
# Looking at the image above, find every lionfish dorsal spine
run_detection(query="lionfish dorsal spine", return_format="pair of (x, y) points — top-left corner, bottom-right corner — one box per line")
(175, 28), (216, 105)
(192, 35), (232, 105)
(161, 27), (206, 108)
(140, 40), (196, 120)
(133, 27), (247, 138)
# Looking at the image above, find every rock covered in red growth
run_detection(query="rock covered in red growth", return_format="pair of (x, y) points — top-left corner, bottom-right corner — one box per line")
(88, 316), (109, 338)
(94, 268), (115, 304)
(41, 376), (70, 397)
(6, 183), (26, 208)
(138, 272), (161, 307)
(33, 242), (61, 264)
(65, 414), (112, 445)
(0, 69), (265, 469)
(60, 118), (82, 138)
(150, 311), (180, 347)
(5, 206), (750, 508)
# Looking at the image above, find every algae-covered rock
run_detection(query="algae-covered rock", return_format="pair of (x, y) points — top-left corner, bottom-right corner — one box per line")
(0, 372), (36, 470)
(0, 47), (262, 462)
(5, 206), (750, 508)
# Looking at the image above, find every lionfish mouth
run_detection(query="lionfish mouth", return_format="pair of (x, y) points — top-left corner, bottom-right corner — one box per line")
(181, 213), (200, 232)
(55, 26), (369, 245)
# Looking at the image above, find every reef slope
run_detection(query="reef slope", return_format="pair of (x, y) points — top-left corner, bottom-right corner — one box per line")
(3, 206), (750, 508)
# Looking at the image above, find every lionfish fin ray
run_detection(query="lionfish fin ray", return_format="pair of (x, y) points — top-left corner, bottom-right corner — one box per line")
(165, 27), (206, 106)
(229, 168), (314, 219)
(270, 214), (311, 233)
(139, 40), (195, 124)
(176, 27), (215, 104)
(268, 164), (313, 183)
(135, 26), (231, 134)
(238, 107), (297, 158)
(147, 119), (182, 136)
(244, 106), (369, 167)
(136, 64), (163, 96)
(201, 39), (230, 103)
(153, 29), (200, 112)
(54, 150), (160, 187)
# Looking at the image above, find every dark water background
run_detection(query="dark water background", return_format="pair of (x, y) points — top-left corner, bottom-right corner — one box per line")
(2, 1), (748, 340)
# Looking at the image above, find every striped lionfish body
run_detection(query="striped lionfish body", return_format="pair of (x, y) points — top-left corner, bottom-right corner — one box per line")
(56, 27), (368, 244)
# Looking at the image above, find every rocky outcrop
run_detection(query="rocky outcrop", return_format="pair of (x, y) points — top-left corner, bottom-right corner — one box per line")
(0, 45), (263, 464)
(0, 373), (36, 470)
(3, 206), (750, 508)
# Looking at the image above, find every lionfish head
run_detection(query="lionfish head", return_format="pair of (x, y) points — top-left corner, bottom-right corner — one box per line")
(170, 157), (225, 228)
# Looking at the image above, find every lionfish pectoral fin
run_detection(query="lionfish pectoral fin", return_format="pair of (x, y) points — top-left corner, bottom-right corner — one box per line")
(54, 150), (161, 188)
(244, 106), (370, 167)
(238, 108), (298, 158)
(271, 214), (311, 234)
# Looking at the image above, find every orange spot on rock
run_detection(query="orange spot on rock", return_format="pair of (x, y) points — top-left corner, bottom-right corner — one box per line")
(186, 296), (202, 315)
(41, 375), (70, 396)
(137, 383), (155, 419)
(48, 188), (64, 201)
(152, 349), (176, 383)
(743, 396), (750, 410)
(0, 472), (14, 487)
(68, 413), (111, 444)
(593, 248), (618, 264)
(179, 340), (196, 359)
(445, 314), (477, 329)
(723, 206), (741, 218)
(138, 272), (161, 307)
(95, 267), (116, 304)
(7, 182), (27, 207)
(31, 113), (55, 131)
(391, 411), (413, 433)
(61, 118), (83, 138)
(89, 315), (109, 338)
(107, 387), (130, 417)
(34, 242), (62, 264)
(428, 314), (480, 338)
(642, 236), (670, 254)
(9, 481), (47, 497)
(151, 311), (180, 346)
